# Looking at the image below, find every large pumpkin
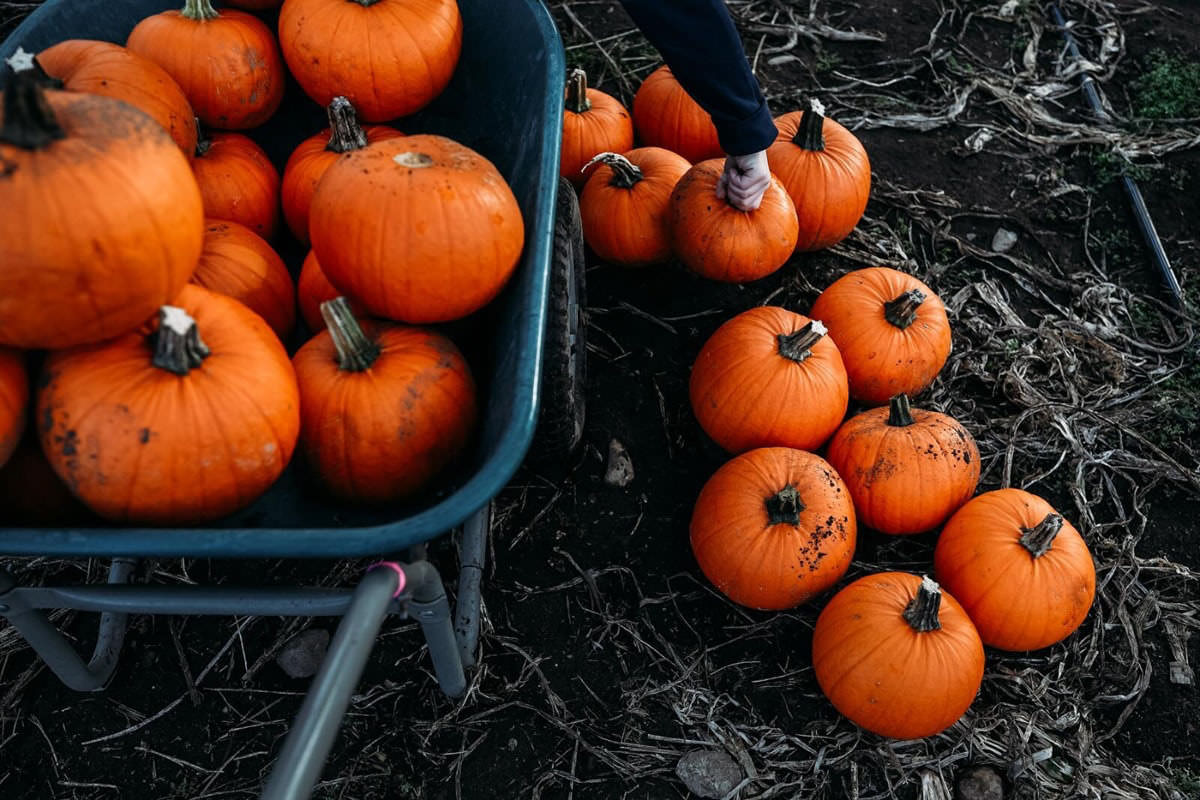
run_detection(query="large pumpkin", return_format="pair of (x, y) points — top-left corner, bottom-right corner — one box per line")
(690, 447), (856, 610)
(193, 131), (281, 240)
(934, 489), (1096, 651)
(825, 394), (979, 535)
(809, 267), (951, 406)
(561, 67), (633, 187)
(278, 0), (462, 123)
(309, 135), (524, 324)
(37, 284), (300, 525)
(0, 68), (203, 349)
(35, 40), (197, 157)
(192, 220), (296, 340)
(632, 65), (722, 163)
(126, 0), (285, 130)
(767, 100), (871, 252)
(292, 297), (477, 503)
(669, 158), (798, 283)
(297, 250), (367, 332)
(579, 148), (690, 267)
(0, 348), (28, 470)
(689, 307), (848, 453)
(281, 96), (404, 244)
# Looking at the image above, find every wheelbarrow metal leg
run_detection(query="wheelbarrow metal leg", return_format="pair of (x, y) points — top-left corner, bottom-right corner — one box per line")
(409, 560), (467, 698)
(454, 502), (490, 668)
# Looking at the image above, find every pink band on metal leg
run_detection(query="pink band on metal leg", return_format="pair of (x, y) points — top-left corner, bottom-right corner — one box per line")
(368, 561), (407, 598)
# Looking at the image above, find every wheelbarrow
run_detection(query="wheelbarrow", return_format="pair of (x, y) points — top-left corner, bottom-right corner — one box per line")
(0, 0), (587, 795)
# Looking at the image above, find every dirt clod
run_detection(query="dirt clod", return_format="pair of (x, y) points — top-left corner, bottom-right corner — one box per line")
(276, 628), (330, 679)
(956, 766), (1004, 800)
(675, 749), (742, 799)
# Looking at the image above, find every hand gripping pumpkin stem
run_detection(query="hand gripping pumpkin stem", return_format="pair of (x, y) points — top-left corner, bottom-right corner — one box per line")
(765, 484), (805, 525)
(776, 320), (828, 363)
(565, 67), (592, 114)
(583, 152), (643, 188)
(0, 66), (65, 149)
(883, 289), (927, 329)
(886, 394), (915, 427)
(902, 575), (943, 632)
(324, 96), (369, 153)
(320, 297), (380, 372)
(152, 306), (211, 376)
(792, 97), (826, 151)
(1019, 513), (1064, 558)
(180, 0), (220, 21)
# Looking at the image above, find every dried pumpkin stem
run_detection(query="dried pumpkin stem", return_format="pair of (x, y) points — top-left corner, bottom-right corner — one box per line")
(792, 97), (826, 151)
(777, 320), (827, 363)
(180, 0), (220, 21)
(350, 0), (383, 6)
(1019, 513), (1064, 558)
(321, 297), (380, 371)
(584, 152), (643, 188)
(883, 289), (927, 329)
(765, 484), (805, 525)
(565, 67), (592, 114)
(152, 306), (211, 376)
(902, 575), (943, 632)
(194, 117), (212, 157)
(0, 66), (65, 150)
(325, 96), (369, 153)
(887, 394), (915, 427)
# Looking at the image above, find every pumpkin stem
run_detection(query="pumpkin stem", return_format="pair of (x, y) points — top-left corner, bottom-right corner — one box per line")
(4, 48), (63, 88)
(792, 97), (826, 151)
(152, 306), (211, 376)
(902, 575), (943, 632)
(180, 0), (220, 21)
(0, 62), (65, 150)
(194, 117), (212, 157)
(349, 0), (383, 5)
(321, 297), (380, 372)
(776, 320), (828, 363)
(765, 485), (805, 526)
(324, 96), (369, 153)
(1019, 513), (1064, 558)
(883, 289), (927, 329)
(887, 394), (915, 427)
(565, 67), (592, 114)
(584, 152), (643, 188)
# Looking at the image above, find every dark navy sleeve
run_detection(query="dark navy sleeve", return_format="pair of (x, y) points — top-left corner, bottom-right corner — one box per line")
(617, 0), (778, 156)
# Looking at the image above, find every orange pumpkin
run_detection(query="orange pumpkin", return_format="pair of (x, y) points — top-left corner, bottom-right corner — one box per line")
(689, 307), (848, 454)
(37, 284), (300, 525)
(309, 135), (524, 324)
(0, 348), (28, 470)
(669, 158), (798, 283)
(934, 489), (1096, 651)
(126, 0), (284, 130)
(632, 65), (722, 163)
(0, 69), (203, 349)
(192, 220), (296, 340)
(193, 131), (281, 240)
(281, 97), (404, 244)
(690, 447), (856, 610)
(278, 0), (462, 123)
(35, 40), (197, 157)
(812, 573), (985, 739)
(297, 251), (368, 332)
(809, 267), (951, 406)
(579, 148), (690, 266)
(825, 394), (979, 535)
(292, 297), (477, 503)
(767, 100), (871, 252)
(561, 67), (634, 187)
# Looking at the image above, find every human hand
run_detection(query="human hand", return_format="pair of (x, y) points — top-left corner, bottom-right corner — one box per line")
(715, 150), (772, 211)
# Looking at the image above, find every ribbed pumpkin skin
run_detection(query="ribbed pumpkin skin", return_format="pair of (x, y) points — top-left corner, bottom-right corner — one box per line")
(309, 135), (525, 324)
(561, 89), (634, 187)
(825, 400), (979, 534)
(192, 220), (296, 340)
(297, 251), (368, 332)
(37, 285), (300, 525)
(632, 65), (722, 163)
(193, 132), (281, 240)
(767, 110), (871, 252)
(934, 489), (1096, 651)
(37, 40), (198, 157)
(579, 148), (690, 266)
(809, 267), (951, 406)
(278, 0), (462, 123)
(689, 307), (848, 453)
(0, 88), (203, 349)
(292, 322), (478, 503)
(669, 159), (798, 283)
(0, 348), (28, 470)
(690, 447), (856, 610)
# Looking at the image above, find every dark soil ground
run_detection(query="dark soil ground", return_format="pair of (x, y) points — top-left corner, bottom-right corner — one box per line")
(2, 1), (1200, 799)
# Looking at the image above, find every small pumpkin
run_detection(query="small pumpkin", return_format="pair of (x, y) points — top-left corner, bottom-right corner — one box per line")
(37, 284), (300, 525)
(0, 67), (203, 349)
(292, 297), (477, 503)
(669, 158), (798, 282)
(278, 0), (462, 123)
(825, 394), (979, 535)
(809, 267), (951, 406)
(689, 307), (848, 453)
(0, 348), (28, 470)
(193, 130), (281, 239)
(281, 96), (404, 244)
(35, 40), (197, 157)
(767, 99), (871, 252)
(126, 0), (285, 130)
(579, 148), (690, 266)
(298, 250), (368, 332)
(309, 135), (524, 324)
(561, 67), (634, 187)
(690, 446), (856, 610)
(934, 489), (1096, 651)
(192, 220), (296, 340)
(812, 573), (985, 739)
(632, 65), (722, 163)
